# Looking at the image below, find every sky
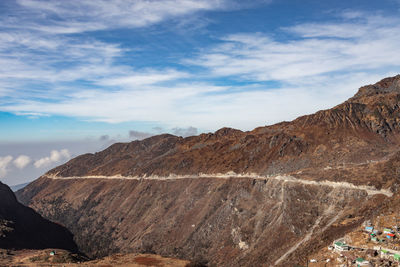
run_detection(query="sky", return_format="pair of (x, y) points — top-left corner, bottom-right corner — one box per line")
(1, 0), (400, 186)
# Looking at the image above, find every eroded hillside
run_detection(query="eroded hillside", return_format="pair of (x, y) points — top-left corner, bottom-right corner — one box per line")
(17, 175), (391, 266)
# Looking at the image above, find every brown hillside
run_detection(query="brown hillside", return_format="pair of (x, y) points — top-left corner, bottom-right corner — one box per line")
(17, 75), (400, 266)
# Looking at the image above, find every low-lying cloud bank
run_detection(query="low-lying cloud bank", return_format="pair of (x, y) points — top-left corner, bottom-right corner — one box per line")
(0, 149), (71, 180)
(13, 155), (31, 169)
(0, 156), (13, 178)
(34, 149), (70, 168)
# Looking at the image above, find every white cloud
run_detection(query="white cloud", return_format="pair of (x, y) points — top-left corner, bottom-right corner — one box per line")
(11, 0), (230, 34)
(0, 0), (224, 96)
(1, 72), (389, 130)
(34, 149), (71, 169)
(2, 12), (399, 130)
(0, 30), (191, 106)
(0, 156), (13, 178)
(0, 33), (125, 84)
(0, 7), (399, 132)
(13, 155), (31, 169)
(188, 15), (400, 82)
(0, 83), (226, 124)
(98, 69), (189, 87)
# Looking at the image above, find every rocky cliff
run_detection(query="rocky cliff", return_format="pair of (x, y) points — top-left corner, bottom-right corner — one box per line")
(17, 75), (400, 266)
(0, 182), (78, 251)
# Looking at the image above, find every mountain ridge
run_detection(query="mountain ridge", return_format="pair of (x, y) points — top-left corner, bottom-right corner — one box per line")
(45, 75), (400, 188)
(17, 75), (400, 266)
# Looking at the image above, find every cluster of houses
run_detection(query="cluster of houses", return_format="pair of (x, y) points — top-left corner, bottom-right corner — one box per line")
(365, 225), (398, 243)
(331, 240), (372, 266)
(325, 223), (400, 266)
(308, 218), (400, 266)
(364, 224), (400, 261)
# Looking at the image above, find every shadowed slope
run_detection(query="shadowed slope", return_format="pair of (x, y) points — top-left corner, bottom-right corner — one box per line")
(0, 182), (78, 251)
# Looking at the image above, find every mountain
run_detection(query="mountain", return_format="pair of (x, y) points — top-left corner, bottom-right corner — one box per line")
(17, 75), (400, 266)
(0, 181), (78, 251)
(10, 182), (30, 192)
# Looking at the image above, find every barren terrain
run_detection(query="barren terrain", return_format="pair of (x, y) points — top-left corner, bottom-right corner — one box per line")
(17, 75), (400, 266)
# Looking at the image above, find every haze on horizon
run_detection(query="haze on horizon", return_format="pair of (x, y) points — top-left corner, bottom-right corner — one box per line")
(1, 0), (400, 186)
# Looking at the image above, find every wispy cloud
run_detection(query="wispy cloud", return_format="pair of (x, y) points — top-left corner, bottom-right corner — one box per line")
(1, 83), (227, 125)
(0, 32), (127, 103)
(98, 70), (189, 88)
(9, 0), (232, 34)
(0, 5), (399, 132)
(188, 14), (400, 82)
(0, 1), (205, 111)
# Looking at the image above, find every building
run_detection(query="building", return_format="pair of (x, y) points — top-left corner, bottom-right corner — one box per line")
(356, 258), (371, 266)
(334, 242), (349, 251)
(365, 226), (373, 233)
(383, 228), (393, 234)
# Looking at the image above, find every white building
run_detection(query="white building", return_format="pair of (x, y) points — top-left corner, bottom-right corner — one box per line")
(334, 242), (349, 251)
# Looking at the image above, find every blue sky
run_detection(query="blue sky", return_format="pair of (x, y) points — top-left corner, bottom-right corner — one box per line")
(1, 0), (400, 185)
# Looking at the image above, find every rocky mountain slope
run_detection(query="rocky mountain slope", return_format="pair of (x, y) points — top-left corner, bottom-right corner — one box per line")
(17, 75), (400, 266)
(0, 182), (78, 251)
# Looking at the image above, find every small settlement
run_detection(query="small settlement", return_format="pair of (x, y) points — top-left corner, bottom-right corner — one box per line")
(308, 216), (400, 266)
